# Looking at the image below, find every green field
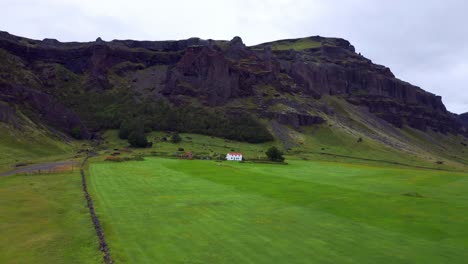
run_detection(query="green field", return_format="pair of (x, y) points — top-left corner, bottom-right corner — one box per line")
(0, 172), (101, 263)
(89, 157), (468, 263)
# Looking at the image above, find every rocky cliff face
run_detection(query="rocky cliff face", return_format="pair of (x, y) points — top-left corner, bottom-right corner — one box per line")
(0, 30), (465, 138)
(460, 113), (468, 126)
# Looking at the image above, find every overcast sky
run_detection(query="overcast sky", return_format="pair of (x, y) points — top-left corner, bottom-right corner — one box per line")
(2, 0), (467, 113)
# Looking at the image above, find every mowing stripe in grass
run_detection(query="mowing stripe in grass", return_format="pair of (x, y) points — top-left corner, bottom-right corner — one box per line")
(89, 158), (468, 263)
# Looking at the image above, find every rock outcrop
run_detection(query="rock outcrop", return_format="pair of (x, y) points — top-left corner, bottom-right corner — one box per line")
(0, 30), (465, 137)
(460, 113), (468, 124)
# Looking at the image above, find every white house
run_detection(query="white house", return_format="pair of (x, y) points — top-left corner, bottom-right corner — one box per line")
(226, 152), (243, 161)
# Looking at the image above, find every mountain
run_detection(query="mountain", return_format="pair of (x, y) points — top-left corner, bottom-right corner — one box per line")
(460, 113), (468, 126)
(0, 30), (467, 167)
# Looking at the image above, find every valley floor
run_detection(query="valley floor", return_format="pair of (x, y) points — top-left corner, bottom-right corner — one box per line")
(89, 157), (468, 264)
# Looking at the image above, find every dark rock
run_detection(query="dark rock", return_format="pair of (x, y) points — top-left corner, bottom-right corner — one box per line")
(42, 38), (60, 45)
(460, 113), (468, 126)
(0, 31), (465, 137)
(229, 36), (245, 49)
(273, 112), (325, 128)
(346, 95), (463, 134)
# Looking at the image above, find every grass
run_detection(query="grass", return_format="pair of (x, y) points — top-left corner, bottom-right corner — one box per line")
(99, 126), (467, 172)
(100, 130), (277, 160)
(289, 125), (458, 170)
(270, 38), (321, 51)
(89, 157), (468, 263)
(0, 172), (101, 264)
(0, 125), (80, 174)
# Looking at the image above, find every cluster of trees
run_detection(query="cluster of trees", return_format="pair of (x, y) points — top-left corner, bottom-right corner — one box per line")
(119, 120), (185, 148)
(134, 100), (273, 143)
(114, 100), (273, 144)
(72, 88), (274, 145)
(118, 120), (151, 148)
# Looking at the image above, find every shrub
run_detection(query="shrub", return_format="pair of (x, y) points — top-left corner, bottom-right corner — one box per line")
(266, 146), (285, 162)
(128, 131), (149, 148)
(171, 133), (182, 143)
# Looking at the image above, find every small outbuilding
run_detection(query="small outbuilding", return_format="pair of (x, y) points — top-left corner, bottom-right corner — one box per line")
(226, 152), (243, 161)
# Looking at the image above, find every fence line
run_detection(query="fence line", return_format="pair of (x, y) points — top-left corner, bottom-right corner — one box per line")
(80, 156), (114, 264)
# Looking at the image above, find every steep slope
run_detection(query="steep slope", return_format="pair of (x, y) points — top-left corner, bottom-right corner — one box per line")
(0, 31), (466, 168)
(0, 103), (78, 173)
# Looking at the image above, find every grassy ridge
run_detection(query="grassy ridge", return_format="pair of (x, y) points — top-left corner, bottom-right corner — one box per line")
(0, 172), (101, 263)
(89, 158), (468, 263)
(266, 38), (322, 51)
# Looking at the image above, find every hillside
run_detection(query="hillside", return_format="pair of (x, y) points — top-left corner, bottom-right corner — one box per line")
(460, 113), (468, 126)
(0, 31), (467, 169)
(0, 103), (80, 173)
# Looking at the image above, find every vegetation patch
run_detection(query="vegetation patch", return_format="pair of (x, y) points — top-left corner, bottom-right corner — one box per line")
(270, 38), (322, 51)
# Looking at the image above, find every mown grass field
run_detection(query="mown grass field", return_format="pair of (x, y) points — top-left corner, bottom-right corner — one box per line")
(0, 172), (101, 264)
(89, 157), (468, 263)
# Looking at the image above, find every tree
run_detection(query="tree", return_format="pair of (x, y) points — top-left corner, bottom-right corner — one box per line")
(128, 131), (148, 148)
(118, 120), (132, 139)
(171, 133), (182, 143)
(266, 146), (285, 162)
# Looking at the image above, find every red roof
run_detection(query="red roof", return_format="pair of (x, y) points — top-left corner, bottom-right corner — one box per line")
(227, 152), (243, 156)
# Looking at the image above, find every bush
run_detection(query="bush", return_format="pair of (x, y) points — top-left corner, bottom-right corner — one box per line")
(128, 131), (149, 148)
(266, 146), (285, 162)
(171, 133), (182, 143)
(70, 127), (82, 139)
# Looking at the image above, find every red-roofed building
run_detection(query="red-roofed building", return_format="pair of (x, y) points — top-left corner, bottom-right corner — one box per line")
(226, 152), (243, 161)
